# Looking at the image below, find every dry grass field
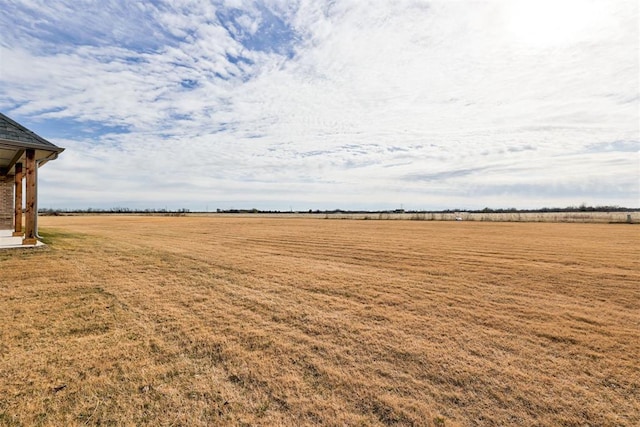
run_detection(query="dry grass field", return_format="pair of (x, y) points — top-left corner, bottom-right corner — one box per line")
(1, 216), (639, 426)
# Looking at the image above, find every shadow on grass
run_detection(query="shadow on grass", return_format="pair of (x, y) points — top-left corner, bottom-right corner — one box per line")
(38, 228), (89, 246)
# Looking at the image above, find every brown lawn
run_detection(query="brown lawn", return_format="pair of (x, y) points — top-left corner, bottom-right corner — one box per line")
(1, 216), (639, 426)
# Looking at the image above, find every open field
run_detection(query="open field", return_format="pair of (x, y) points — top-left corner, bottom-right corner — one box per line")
(1, 216), (639, 426)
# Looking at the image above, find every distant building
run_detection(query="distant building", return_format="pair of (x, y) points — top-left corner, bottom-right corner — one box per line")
(0, 113), (64, 245)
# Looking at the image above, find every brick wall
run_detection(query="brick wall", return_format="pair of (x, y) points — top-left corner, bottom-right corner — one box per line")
(0, 176), (14, 229)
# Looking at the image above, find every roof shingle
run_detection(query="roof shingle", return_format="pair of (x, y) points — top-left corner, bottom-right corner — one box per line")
(0, 112), (64, 152)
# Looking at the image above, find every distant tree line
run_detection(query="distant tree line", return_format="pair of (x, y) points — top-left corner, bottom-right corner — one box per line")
(468, 204), (636, 213)
(215, 205), (637, 214)
(38, 204), (636, 216)
(39, 207), (191, 216)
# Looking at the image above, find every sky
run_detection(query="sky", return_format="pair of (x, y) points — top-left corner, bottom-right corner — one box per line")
(0, 0), (638, 211)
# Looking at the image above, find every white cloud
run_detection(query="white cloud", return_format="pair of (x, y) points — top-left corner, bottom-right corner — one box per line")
(2, 0), (638, 210)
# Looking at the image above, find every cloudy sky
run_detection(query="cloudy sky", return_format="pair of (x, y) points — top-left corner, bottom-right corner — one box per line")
(1, 0), (638, 211)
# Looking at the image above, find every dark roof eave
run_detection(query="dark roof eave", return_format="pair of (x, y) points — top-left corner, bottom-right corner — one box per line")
(0, 138), (65, 154)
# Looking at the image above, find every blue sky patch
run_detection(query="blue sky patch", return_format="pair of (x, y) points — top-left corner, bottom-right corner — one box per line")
(180, 79), (199, 89)
(21, 116), (130, 140)
(0, 1), (172, 54)
(216, 6), (298, 58)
